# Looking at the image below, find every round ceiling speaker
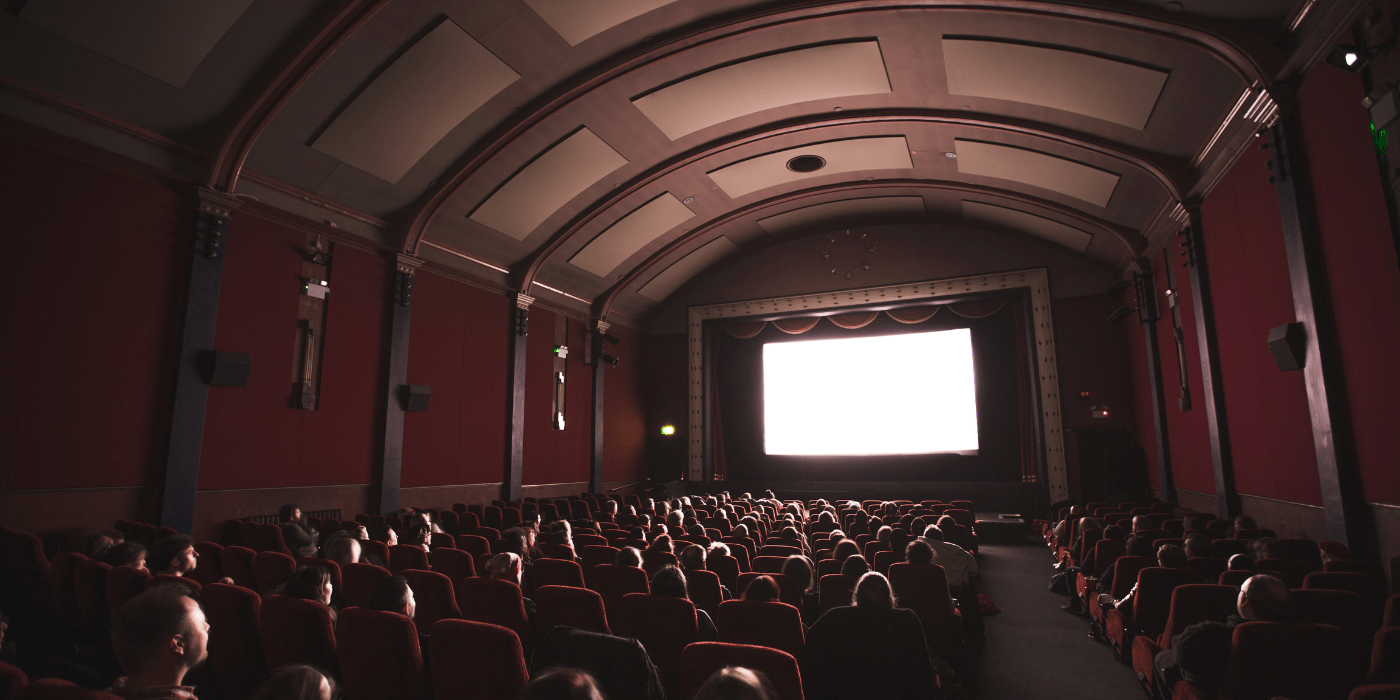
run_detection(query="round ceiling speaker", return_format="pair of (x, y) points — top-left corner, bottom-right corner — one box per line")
(785, 155), (827, 173)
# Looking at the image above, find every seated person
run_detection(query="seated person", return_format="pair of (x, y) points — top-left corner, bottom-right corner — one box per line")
(742, 575), (780, 603)
(486, 552), (535, 627)
(148, 536), (199, 578)
(1226, 553), (1254, 571)
(284, 566), (337, 624)
(616, 547), (643, 568)
(108, 588), (208, 699)
(1100, 544), (1190, 613)
(1184, 534), (1213, 560)
(105, 542), (148, 572)
(650, 565), (716, 640)
(368, 575), (415, 619)
(251, 664), (337, 700)
(694, 667), (778, 700)
(522, 668), (606, 700)
(278, 504), (319, 558)
(1097, 536), (1153, 594)
(1154, 574), (1290, 698)
(322, 536), (361, 567)
(801, 572), (939, 700)
(781, 555), (821, 625)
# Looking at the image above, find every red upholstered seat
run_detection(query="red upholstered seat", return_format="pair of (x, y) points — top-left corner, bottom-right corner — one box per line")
(430, 620), (528, 700)
(752, 556), (788, 574)
(1351, 685), (1400, 700)
(72, 560), (111, 631)
(615, 593), (698, 696)
(574, 534), (608, 549)
(202, 583), (268, 700)
(220, 546), (257, 590)
(1366, 627), (1400, 685)
(538, 543), (578, 561)
(0, 660), (28, 700)
(760, 545), (802, 558)
(1218, 569), (1253, 587)
(687, 569), (724, 619)
(105, 565), (150, 616)
(482, 506), (503, 530)
(708, 555), (740, 592)
(643, 550), (680, 577)
(1212, 538), (1250, 558)
(453, 535), (491, 575)
(252, 551), (295, 595)
(1130, 584), (1238, 698)
(429, 548), (475, 585)
(889, 563), (963, 657)
(534, 558), (586, 589)
(1185, 557), (1229, 583)
(1292, 588), (1374, 655)
(49, 551), (86, 627)
(681, 642), (804, 700)
(1090, 556), (1153, 631)
(259, 595), (338, 675)
(1305, 571), (1381, 609)
(14, 678), (122, 699)
(1233, 528), (1277, 540)
(457, 577), (534, 653)
(429, 532), (454, 551)
(716, 600), (805, 657)
(1173, 622), (1360, 700)
(400, 569), (461, 628)
(341, 562), (391, 609)
(336, 608), (425, 700)
(8, 532), (53, 610)
(816, 559), (842, 579)
(818, 574), (857, 615)
(1387, 594), (1400, 628)
(1254, 558), (1314, 588)
(388, 544), (429, 574)
(188, 541), (225, 586)
(535, 585), (611, 634)
(579, 545), (619, 582)
(873, 551), (901, 576)
(254, 523), (292, 556)
(1105, 567), (1201, 658)
(589, 564), (650, 627)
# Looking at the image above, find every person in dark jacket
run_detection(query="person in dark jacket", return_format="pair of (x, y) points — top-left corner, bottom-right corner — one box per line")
(279, 504), (318, 557)
(1153, 574), (1290, 699)
(530, 626), (666, 700)
(800, 572), (941, 700)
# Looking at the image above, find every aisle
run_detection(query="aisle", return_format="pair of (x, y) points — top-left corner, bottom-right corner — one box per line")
(962, 541), (1144, 699)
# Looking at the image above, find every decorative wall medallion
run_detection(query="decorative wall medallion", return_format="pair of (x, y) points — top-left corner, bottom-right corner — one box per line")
(820, 229), (875, 279)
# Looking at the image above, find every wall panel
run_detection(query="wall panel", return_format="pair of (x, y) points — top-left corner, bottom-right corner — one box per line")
(604, 327), (649, 485)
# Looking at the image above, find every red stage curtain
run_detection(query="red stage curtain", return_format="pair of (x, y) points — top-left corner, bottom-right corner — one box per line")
(827, 311), (879, 329)
(885, 306), (940, 324)
(772, 317), (820, 334)
(948, 300), (1007, 318)
(724, 322), (767, 339)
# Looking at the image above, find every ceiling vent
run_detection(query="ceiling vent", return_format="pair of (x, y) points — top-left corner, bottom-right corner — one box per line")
(786, 155), (827, 172)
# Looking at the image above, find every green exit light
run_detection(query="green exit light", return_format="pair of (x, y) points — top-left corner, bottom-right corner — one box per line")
(661, 425), (675, 436)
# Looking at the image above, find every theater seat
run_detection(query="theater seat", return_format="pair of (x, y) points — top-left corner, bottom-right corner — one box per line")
(1306, 571), (1382, 611)
(14, 678), (122, 700)
(254, 524), (292, 556)
(1253, 558), (1313, 588)
(708, 555), (740, 593)
(818, 574), (857, 615)
(1366, 627), (1400, 685)
(1351, 685), (1400, 700)
(687, 569), (724, 619)
(1130, 584), (1238, 698)
(1105, 567), (1200, 659)
(201, 583), (268, 700)
(589, 564), (649, 628)
(534, 559), (586, 589)
(1387, 595), (1400, 628)
(716, 600), (805, 657)
(888, 563), (963, 657)
(429, 548), (475, 585)
(252, 551), (295, 595)
(341, 562), (391, 609)
(1292, 588), (1373, 658)
(0, 660), (27, 699)
(615, 593), (699, 697)
(400, 569), (461, 628)
(752, 556), (788, 574)
(579, 545), (620, 582)
(105, 566), (150, 616)
(1173, 622), (1358, 700)
(388, 545), (429, 574)
(1218, 570), (1253, 588)
(430, 620), (528, 700)
(681, 642), (804, 700)
(1091, 556), (1153, 633)
(220, 546), (257, 590)
(259, 595), (338, 676)
(457, 578), (534, 654)
(535, 585), (611, 634)
(71, 560), (111, 631)
(336, 608), (425, 700)
(643, 551), (680, 577)
(48, 552), (85, 627)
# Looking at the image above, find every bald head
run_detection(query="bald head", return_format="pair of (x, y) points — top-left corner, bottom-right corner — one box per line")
(1239, 574), (1290, 621)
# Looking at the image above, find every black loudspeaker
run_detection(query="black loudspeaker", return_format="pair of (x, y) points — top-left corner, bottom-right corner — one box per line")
(1267, 323), (1307, 372)
(400, 384), (431, 412)
(203, 350), (251, 387)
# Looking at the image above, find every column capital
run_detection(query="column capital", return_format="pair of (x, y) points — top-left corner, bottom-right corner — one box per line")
(515, 293), (535, 310)
(195, 187), (243, 219)
(596, 320), (611, 334)
(395, 253), (424, 275)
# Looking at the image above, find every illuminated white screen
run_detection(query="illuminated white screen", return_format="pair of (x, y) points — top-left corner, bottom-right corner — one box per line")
(763, 329), (979, 455)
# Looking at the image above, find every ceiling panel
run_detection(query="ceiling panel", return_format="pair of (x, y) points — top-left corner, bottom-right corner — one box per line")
(953, 139), (1120, 208)
(311, 20), (519, 185)
(962, 200), (1093, 252)
(470, 128), (628, 240)
(638, 235), (739, 300)
(757, 195), (926, 235)
(708, 137), (913, 199)
(523, 0), (676, 46)
(20, 0), (255, 87)
(570, 192), (695, 277)
(943, 38), (1168, 129)
(633, 41), (891, 140)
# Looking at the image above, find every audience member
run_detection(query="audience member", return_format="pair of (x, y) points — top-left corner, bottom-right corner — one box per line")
(802, 572), (939, 700)
(368, 525), (398, 547)
(368, 575), (415, 619)
(1184, 534), (1212, 560)
(741, 575), (780, 603)
(1154, 574), (1290, 698)
(1227, 554), (1254, 571)
(284, 566), (336, 623)
(251, 665), (336, 700)
(840, 554), (869, 578)
(678, 544), (707, 574)
(105, 542), (148, 572)
(108, 588), (208, 699)
(617, 547), (643, 568)
(651, 565), (716, 640)
(831, 539), (859, 565)
(278, 504), (318, 558)
(323, 536), (361, 567)
(149, 536), (199, 578)
(693, 667), (779, 700)
(487, 552), (536, 627)
(522, 668), (606, 700)
(781, 556), (820, 624)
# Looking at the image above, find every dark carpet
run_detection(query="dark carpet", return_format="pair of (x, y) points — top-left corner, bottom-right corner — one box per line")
(961, 540), (1145, 699)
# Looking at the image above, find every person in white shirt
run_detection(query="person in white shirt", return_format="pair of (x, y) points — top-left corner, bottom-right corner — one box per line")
(920, 524), (983, 638)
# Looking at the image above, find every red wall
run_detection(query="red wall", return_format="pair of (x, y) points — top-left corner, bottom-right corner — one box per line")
(604, 327), (649, 485)
(522, 306), (594, 486)
(1149, 252), (1218, 497)
(1125, 288), (1162, 490)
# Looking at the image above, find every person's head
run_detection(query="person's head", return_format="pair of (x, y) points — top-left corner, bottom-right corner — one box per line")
(732, 523), (749, 540)
(875, 526), (892, 543)
(522, 668), (605, 700)
(781, 556), (815, 593)
(1233, 514), (1257, 531)
(840, 554), (869, 578)
(1320, 541), (1351, 563)
(82, 532), (115, 560)
(819, 511), (835, 524)
(1184, 534), (1212, 559)
(921, 525), (944, 542)
(285, 566), (333, 606)
(1157, 544), (1188, 569)
(369, 525), (397, 546)
(110, 588), (208, 682)
(905, 540), (934, 565)
(1183, 514), (1209, 531)
(688, 523), (707, 538)
(832, 539), (859, 563)
(679, 544), (707, 572)
(741, 575), (779, 603)
(651, 565), (690, 599)
(1238, 574), (1290, 621)
(1131, 515), (1150, 533)
(251, 664), (336, 700)
(368, 575), (415, 619)
(1125, 536), (1152, 558)
(149, 535), (198, 576)
(667, 510), (685, 528)
(486, 553), (522, 585)
(403, 524), (430, 547)
(278, 504), (303, 524)
(649, 534), (673, 554)
(1069, 505), (1085, 516)
(693, 667), (779, 700)
(617, 547), (643, 568)
(1251, 536), (1277, 560)
(853, 571), (896, 609)
(936, 515), (957, 530)
(106, 542), (148, 571)
(1227, 553), (1254, 571)
(324, 536), (361, 567)
(707, 542), (730, 559)
(1103, 525), (1126, 541)
(500, 530), (530, 558)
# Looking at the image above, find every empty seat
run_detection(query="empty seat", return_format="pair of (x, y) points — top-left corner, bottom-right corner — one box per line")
(716, 600), (805, 657)
(1173, 622), (1359, 700)
(1254, 558), (1313, 588)
(430, 620), (528, 700)
(453, 535), (491, 574)
(535, 585), (611, 634)
(457, 577), (534, 653)
(708, 555), (740, 592)
(681, 642), (804, 700)
(1212, 539), (1250, 558)
(429, 532), (454, 551)
(387, 545), (429, 574)
(687, 569), (724, 619)
(252, 551), (295, 594)
(254, 524), (292, 556)
(399, 569), (461, 628)
(534, 559), (586, 589)
(1305, 571), (1381, 608)
(220, 546), (257, 590)
(1130, 584), (1239, 698)
(614, 593), (698, 696)
(429, 548), (475, 584)
(819, 574), (858, 615)
(105, 566), (150, 616)
(336, 607), (425, 700)
(341, 562), (390, 609)
(260, 595), (338, 675)
(589, 564), (649, 627)
(888, 563), (963, 657)
(1292, 588), (1374, 655)
(1185, 557), (1229, 584)
(202, 583), (268, 700)
(752, 556), (788, 574)
(1366, 626), (1400, 685)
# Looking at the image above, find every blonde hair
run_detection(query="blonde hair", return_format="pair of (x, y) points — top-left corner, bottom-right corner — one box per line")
(486, 552), (520, 579)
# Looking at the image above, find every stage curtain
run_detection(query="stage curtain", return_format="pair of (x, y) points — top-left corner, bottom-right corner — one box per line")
(724, 322), (767, 339)
(828, 311), (879, 329)
(773, 317), (820, 334)
(1013, 303), (1037, 483)
(948, 300), (1008, 318)
(885, 306), (940, 324)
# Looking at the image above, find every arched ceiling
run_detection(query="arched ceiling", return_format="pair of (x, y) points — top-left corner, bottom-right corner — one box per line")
(0, 0), (1360, 325)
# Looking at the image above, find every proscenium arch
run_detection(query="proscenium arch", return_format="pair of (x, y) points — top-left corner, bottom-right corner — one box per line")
(396, 0), (1266, 254)
(594, 177), (1147, 320)
(493, 110), (1178, 296)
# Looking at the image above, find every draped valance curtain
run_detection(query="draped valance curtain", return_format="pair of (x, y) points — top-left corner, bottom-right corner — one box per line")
(721, 300), (1009, 338)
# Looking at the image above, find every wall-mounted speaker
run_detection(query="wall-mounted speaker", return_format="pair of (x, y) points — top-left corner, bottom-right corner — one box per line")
(202, 350), (252, 387)
(1266, 322), (1307, 372)
(400, 384), (431, 412)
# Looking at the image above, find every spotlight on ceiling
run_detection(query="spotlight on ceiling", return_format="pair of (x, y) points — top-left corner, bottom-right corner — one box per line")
(1325, 45), (1371, 72)
(1108, 305), (1136, 325)
(1105, 280), (1133, 295)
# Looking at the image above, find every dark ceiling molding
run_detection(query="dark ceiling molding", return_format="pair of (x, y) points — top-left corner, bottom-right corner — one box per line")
(500, 110), (1170, 293)
(397, 0), (1266, 255)
(205, 0), (391, 192)
(0, 75), (204, 161)
(593, 177), (1143, 320)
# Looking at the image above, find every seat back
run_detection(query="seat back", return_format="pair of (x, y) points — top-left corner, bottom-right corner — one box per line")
(259, 595), (338, 674)
(578, 545), (619, 581)
(341, 562), (391, 609)
(429, 548), (475, 584)
(1132, 568), (1204, 642)
(709, 555), (740, 592)
(642, 550), (680, 577)
(1304, 572), (1378, 605)
(819, 574), (858, 614)
(49, 551), (86, 626)
(202, 583), (267, 700)
(1270, 539), (1322, 568)
(534, 558), (586, 589)
(336, 608), (425, 700)
(254, 524), (291, 556)
(534, 585), (611, 634)
(1366, 626), (1400, 685)
(1185, 557), (1229, 583)
(680, 642), (804, 700)
(760, 545), (802, 558)
(538, 543), (578, 561)
(1109, 556), (1155, 599)
(14, 678), (123, 699)
(253, 551), (295, 594)
(189, 541), (225, 586)
(220, 546), (257, 590)
(1291, 589), (1373, 641)
(1254, 558), (1313, 589)
(889, 562), (963, 655)
(430, 620), (528, 700)
(1091, 540), (1127, 578)
(388, 545), (429, 574)
(1216, 622), (1359, 700)
(616, 593), (698, 696)
(456, 578), (533, 652)
(752, 556), (788, 574)
(687, 569), (724, 619)
(588, 564), (650, 626)
(715, 600), (805, 657)
(1156, 584), (1239, 648)
(72, 560), (112, 630)
(428, 532), (454, 551)
(454, 535), (490, 574)
(105, 565), (150, 616)
(0, 660), (27, 700)
(1234, 528), (1277, 540)
(400, 569), (461, 628)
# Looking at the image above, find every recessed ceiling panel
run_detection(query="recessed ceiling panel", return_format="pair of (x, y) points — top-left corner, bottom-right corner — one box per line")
(633, 42), (891, 140)
(311, 21), (519, 185)
(570, 193), (695, 278)
(962, 200), (1093, 253)
(524, 0), (676, 46)
(954, 140), (1120, 208)
(638, 236), (739, 301)
(20, 0), (256, 87)
(757, 196), (926, 235)
(470, 128), (628, 240)
(709, 137), (913, 199)
(943, 39), (1168, 129)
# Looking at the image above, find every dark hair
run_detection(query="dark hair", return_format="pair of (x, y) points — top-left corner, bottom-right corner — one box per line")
(781, 556), (815, 593)
(369, 575), (412, 613)
(617, 547), (643, 568)
(832, 539), (860, 563)
(368, 525), (395, 543)
(1103, 525), (1126, 540)
(1126, 536), (1153, 558)
(742, 575), (779, 603)
(648, 535), (673, 554)
(1227, 553), (1254, 571)
(1234, 514), (1257, 530)
(905, 540), (934, 565)
(853, 572), (896, 609)
(148, 535), (194, 573)
(840, 554), (869, 578)
(285, 566), (331, 603)
(523, 668), (605, 700)
(651, 565), (690, 599)
(1184, 534), (1213, 558)
(111, 588), (198, 673)
(278, 504), (301, 522)
(1157, 544), (1188, 569)
(252, 664), (337, 700)
(105, 541), (147, 569)
(694, 667), (779, 700)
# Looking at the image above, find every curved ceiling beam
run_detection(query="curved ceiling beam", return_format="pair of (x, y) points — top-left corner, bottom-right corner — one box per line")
(397, 0), (1263, 254)
(594, 177), (1143, 320)
(504, 110), (1176, 293)
(205, 0), (391, 191)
